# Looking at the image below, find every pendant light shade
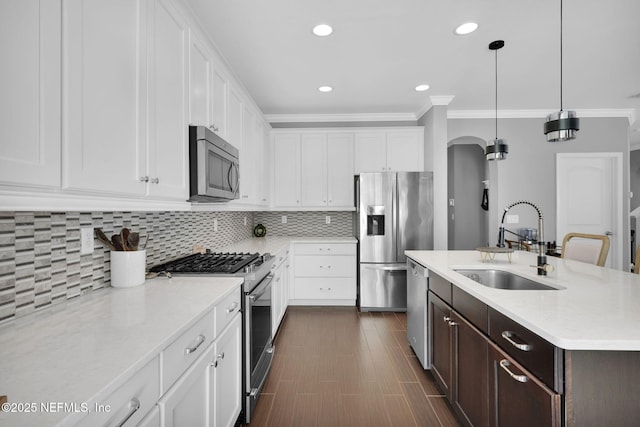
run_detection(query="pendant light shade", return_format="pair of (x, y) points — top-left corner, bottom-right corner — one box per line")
(486, 40), (508, 161)
(544, 0), (579, 142)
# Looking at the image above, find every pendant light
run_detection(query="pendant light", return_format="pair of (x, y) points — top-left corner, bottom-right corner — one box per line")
(485, 40), (508, 161)
(544, 0), (579, 142)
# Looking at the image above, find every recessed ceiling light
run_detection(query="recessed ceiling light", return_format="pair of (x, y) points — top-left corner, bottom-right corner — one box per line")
(313, 24), (333, 37)
(415, 84), (430, 92)
(455, 22), (478, 35)
(318, 86), (333, 92)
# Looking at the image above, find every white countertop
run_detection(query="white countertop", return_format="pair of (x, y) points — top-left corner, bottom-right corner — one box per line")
(405, 250), (640, 351)
(219, 236), (357, 255)
(0, 276), (242, 427)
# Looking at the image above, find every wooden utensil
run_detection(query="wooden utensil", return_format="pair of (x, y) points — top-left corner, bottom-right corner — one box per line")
(121, 228), (130, 251)
(111, 234), (124, 251)
(127, 232), (140, 251)
(95, 228), (116, 250)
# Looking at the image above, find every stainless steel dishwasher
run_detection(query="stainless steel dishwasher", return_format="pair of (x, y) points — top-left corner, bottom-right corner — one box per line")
(406, 258), (429, 369)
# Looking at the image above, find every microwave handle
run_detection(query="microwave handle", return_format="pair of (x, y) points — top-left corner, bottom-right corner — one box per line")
(228, 162), (240, 196)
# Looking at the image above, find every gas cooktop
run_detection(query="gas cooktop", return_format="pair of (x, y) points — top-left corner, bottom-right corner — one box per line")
(149, 252), (261, 274)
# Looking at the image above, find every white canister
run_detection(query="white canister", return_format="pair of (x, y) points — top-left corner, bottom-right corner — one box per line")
(110, 250), (146, 288)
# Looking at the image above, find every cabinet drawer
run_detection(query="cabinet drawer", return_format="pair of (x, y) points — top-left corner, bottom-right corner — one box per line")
(295, 278), (356, 299)
(82, 356), (160, 427)
(429, 271), (451, 305)
(452, 286), (488, 334)
(294, 243), (356, 256)
(294, 255), (355, 277)
(214, 287), (242, 337)
(162, 309), (215, 393)
(489, 308), (563, 392)
(272, 246), (290, 269)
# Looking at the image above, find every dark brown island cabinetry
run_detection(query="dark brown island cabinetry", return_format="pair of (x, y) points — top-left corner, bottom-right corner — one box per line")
(428, 270), (560, 427)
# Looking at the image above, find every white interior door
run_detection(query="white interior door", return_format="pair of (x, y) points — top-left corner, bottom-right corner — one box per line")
(556, 153), (623, 270)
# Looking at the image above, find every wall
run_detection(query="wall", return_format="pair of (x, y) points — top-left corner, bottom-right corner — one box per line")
(253, 211), (353, 236)
(448, 116), (630, 267)
(0, 211), (254, 324)
(447, 144), (488, 249)
(631, 149), (640, 212)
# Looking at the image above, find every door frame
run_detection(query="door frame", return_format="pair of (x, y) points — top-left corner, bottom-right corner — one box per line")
(556, 152), (623, 270)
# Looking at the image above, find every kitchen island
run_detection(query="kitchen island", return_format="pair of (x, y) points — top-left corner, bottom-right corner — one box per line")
(406, 250), (640, 427)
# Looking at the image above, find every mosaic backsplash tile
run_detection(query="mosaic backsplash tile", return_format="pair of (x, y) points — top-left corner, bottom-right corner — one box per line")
(253, 211), (354, 237)
(0, 211), (255, 323)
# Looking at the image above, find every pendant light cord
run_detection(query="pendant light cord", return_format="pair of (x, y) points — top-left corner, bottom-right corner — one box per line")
(560, 0), (564, 111)
(495, 47), (498, 139)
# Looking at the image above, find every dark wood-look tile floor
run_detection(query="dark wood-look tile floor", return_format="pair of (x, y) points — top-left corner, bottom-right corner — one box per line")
(242, 306), (460, 427)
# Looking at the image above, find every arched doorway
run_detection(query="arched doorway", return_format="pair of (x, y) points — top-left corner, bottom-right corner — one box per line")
(447, 137), (489, 249)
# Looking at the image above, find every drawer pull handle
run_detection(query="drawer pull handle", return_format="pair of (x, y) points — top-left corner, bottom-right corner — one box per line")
(226, 302), (239, 313)
(502, 331), (532, 351)
(185, 334), (206, 355)
(114, 397), (141, 427)
(443, 316), (451, 323)
(212, 352), (225, 368)
(499, 359), (529, 383)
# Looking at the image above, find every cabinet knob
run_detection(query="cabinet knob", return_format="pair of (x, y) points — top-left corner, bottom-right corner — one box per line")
(209, 124), (219, 132)
(139, 176), (149, 182)
(150, 178), (159, 184)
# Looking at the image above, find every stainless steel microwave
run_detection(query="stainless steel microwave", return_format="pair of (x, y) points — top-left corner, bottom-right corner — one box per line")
(188, 126), (239, 202)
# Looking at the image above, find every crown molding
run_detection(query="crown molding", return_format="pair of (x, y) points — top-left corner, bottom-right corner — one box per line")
(264, 112), (418, 123)
(430, 95), (455, 106)
(448, 108), (636, 123)
(264, 108), (636, 125)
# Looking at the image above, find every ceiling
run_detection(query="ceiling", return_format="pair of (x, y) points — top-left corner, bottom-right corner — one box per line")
(185, 0), (639, 131)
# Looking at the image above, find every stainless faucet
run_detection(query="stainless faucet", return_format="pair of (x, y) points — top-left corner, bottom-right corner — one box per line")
(497, 200), (552, 276)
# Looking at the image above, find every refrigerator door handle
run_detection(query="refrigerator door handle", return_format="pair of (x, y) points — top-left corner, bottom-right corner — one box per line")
(364, 265), (407, 272)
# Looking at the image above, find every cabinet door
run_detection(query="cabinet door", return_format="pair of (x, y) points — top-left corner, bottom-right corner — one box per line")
(255, 120), (269, 205)
(271, 264), (283, 336)
(327, 134), (355, 207)
(386, 130), (423, 172)
(189, 33), (212, 127)
(226, 85), (243, 150)
(147, 0), (188, 200)
(159, 343), (213, 427)
(429, 292), (453, 400)
(211, 67), (228, 138)
(488, 344), (561, 427)
(354, 132), (387, 172)
(300, 133), (328, 206)
(211, 314), (242, 427)
(63, 0), (147, 195)
(0, 0), (61, 188)
(452, 311), (489, 427)
(238, 105), (256, 203)
(273, 134), (300, 207)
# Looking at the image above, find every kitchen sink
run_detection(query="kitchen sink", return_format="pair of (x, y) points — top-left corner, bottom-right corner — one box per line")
(454, 269), (560, 291)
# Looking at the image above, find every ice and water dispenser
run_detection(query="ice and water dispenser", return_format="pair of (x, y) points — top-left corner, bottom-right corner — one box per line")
(367, 206), (385, 236)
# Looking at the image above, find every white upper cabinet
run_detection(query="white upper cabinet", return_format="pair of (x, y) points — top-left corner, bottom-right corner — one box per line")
(354, 133), (386, 172)
(327, 133), (355, 207)
(211, 67), (228, 139)
(147, 0), (189, 200)
(226, 85), (243, 150)
(300, 134), (328, 206)
(63, 0), (148, 196)
(238, 105), (255, 203)
(354, 128), (424, 173)
(273, 134), (301, 207)
(0, 0), (61, 188)
(189, 33), (212, 128)
(386, 130), (424, 172)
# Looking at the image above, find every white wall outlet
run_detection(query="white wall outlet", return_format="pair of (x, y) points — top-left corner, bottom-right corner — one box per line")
(505, 214), (519, 224)
(80, 227), (94, 255)
(214, 218), (218, 231)
(281, 215), (287, 224)
(244, 216), (247, 226)
(325, 215), (331, 224)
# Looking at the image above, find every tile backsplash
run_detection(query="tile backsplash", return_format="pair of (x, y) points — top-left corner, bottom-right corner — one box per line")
(253, 211), (353, 236)
(0, 211), (254, 323)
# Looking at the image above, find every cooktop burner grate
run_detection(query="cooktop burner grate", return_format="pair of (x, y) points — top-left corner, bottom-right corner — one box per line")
(149, 252), (260, 274)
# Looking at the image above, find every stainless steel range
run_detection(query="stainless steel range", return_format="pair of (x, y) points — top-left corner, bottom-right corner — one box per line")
(149, 251), (275, 424)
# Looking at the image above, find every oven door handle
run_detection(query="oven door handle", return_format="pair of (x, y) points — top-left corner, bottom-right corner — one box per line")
(248, 274), (274, 301)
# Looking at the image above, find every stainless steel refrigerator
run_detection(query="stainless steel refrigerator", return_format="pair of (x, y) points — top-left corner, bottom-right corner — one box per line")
(356, 172), (434, 311)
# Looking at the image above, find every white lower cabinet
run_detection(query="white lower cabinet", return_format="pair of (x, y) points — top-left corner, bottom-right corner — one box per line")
(80, 356), (160, 426)
(159, 312), (241, 427)
(291, 242), (356, 306)
(271, 246), (290, 336)
(138, 405), (161, 427)
(211, 314), (242, 427)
